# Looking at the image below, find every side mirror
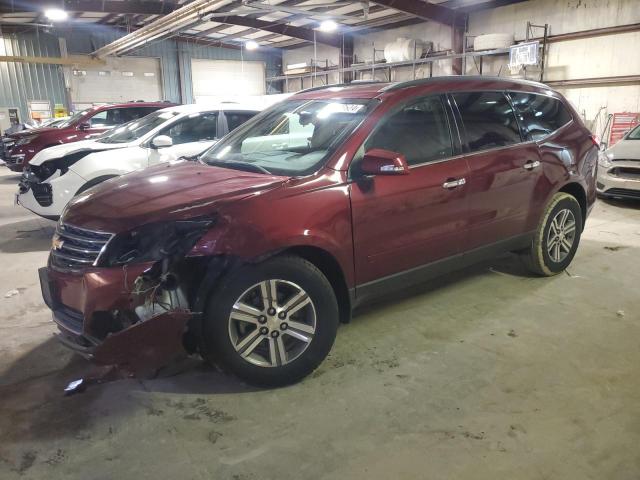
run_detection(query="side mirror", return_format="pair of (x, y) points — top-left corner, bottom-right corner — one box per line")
(599, 142), (608, 151)
(78, 122), (90, 131)
(361, 149), (410, 176)
(151, 135), (173, 149)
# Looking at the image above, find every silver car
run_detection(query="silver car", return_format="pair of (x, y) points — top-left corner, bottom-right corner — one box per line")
(597, 124), (640, 200)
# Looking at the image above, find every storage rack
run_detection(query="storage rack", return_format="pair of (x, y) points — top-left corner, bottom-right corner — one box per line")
(267, 22), (549, 91)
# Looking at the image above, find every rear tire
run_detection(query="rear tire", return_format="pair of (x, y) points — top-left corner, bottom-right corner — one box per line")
(522, 192), (583, 276)
(201, 255), (339, 387)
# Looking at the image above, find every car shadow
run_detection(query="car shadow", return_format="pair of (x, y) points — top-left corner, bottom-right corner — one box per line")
(599, 196), (640, 209)
(0, 173), (21, 185)
(0, 218), (55, 253)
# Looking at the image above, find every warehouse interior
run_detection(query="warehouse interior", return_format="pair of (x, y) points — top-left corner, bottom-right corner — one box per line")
(0, 1), (639, 479)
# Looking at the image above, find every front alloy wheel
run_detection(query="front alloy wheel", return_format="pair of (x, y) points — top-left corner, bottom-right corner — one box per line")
(229, 280), (316, 368)
(202, 256), (339, 387)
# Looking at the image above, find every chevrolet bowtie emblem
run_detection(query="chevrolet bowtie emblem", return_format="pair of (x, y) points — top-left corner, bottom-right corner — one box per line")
(52, 234), (64, 250)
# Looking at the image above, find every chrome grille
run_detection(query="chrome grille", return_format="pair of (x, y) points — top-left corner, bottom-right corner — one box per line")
(50, 223), (114, 271)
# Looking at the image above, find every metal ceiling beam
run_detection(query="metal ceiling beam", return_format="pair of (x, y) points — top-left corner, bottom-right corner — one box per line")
(371, 0), (465, 26)
(0, 0), (180, 15)
(212, 16), (342, 47)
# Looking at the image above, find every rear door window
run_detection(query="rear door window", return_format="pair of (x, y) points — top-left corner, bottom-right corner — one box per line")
(509, 92), (572, 140)
(160, 112), (218, 144)
(364, 95), (453, 166)
(452, 92), (521, 153)
(225, 111), (257, 131)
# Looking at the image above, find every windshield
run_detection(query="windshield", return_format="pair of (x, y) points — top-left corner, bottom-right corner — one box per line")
(57, 108), (94, 128)
(97, 111), (179, 144)
(626, 124), (640, 140)
(200, 98), (376, 176)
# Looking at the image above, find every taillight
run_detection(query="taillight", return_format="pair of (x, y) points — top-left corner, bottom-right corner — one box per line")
(590, 134), (600, 148)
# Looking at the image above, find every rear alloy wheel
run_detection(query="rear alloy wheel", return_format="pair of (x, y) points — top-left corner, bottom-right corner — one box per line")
(522, 192), (583, 276)
(202, 256), (339, 387)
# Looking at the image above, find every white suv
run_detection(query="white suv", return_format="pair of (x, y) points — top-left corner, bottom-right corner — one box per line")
(17, 103), (261, 219)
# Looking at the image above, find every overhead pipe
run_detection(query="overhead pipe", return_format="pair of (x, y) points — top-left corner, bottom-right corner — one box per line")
(91, 0), (230, 58)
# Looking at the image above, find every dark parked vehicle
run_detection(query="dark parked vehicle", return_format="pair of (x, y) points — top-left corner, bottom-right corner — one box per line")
(5, 102), (173, 171)
(39, 77), (597, 386)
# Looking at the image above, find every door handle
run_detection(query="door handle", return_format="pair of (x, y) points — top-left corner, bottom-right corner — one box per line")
(524, 160), (541, 170)
(442, 178), (466, 189)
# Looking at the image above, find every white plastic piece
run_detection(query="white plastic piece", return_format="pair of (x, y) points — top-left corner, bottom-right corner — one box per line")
(384, 38), (429, 63)
(473, 33), (514, 51)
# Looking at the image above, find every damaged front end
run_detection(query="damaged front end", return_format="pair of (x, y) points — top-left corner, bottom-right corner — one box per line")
(19, 149), (108, 201)
(43, 216), (221, 382)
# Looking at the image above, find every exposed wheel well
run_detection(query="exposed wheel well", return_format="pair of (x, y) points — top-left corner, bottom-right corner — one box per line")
(559, 182), (587, 229)
(282, 246), (352, 324)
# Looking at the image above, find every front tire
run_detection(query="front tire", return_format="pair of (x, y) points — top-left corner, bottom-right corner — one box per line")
(523, 192), (583, 276)
(201, 255), (339, 387)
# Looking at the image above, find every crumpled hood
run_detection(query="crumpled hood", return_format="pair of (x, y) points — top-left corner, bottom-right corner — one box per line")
(63, 161), (289, 232)
(30, 139), (125, 165)
(608, 139), (640, 161)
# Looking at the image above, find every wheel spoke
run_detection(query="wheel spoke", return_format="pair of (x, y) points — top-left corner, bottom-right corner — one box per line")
(549, 221), (559, 236)
(563, 222), (576, 235)
(235, 328), (261, 352)
(287, 295), (311, 317)
(286, 320), (315, 334)
(276, 336), (287, 365)
(561, 238), (572, 252)
(558, 209), (570, 229)
(268, 337), (278, 366)
(231, 302), (262, 323)
(280, 289), (306, 312)
(547, 237), (557, 255)
(260, 280), (278, 309)
(241, 333), (265, 358)
(554, 241), (561, 262)
(284, 328), (312, 343)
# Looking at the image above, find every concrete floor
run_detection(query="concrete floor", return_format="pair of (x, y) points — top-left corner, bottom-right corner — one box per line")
(0, 167), (639, 479)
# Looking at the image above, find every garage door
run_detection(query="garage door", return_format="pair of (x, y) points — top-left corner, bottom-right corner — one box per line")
(191, 59), (265, 103)
(71, 56), (163, 107)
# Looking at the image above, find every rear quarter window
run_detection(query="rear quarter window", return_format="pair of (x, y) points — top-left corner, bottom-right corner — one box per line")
(509, 93), (572, 141)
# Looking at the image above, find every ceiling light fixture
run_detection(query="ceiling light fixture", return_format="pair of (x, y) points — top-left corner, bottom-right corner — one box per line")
(318, 20), (338, 32)
(44, 8), (68, 21)
(245, 40), (259, 50)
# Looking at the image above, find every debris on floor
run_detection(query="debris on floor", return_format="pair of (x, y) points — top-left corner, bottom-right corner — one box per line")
(616, 310), (625, 318)
(604, 245), (625, 251)
(4, 289), (19, 298)
(507, 329), (518, 338)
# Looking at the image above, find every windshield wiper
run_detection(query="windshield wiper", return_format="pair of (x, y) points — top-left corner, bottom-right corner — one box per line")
(207, 160), (271, 174)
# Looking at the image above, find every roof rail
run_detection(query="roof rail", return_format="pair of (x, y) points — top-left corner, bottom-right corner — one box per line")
(381, 75), (547, 92)
(296, 80), (384, 94)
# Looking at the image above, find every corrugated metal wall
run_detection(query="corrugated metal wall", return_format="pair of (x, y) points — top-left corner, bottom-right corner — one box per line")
(0, 31), (67, 122)
(0, 25), (282, 121)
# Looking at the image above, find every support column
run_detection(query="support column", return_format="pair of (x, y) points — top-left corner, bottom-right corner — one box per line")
(340, 35), (353, 84)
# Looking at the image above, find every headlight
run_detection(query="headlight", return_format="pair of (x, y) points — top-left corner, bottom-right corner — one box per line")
(598, 152), (613, 168)
(99, 217), (214, 267)
(15, 135), (37, 146)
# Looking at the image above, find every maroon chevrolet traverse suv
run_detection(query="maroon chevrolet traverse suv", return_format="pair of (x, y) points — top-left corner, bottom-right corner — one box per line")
(6, 101), (173, 171)
(39, 77), (597, 386)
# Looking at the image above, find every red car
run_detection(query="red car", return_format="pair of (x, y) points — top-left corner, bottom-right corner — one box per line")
(5, 102), (173, 172)
(39, 77), (597, 386)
